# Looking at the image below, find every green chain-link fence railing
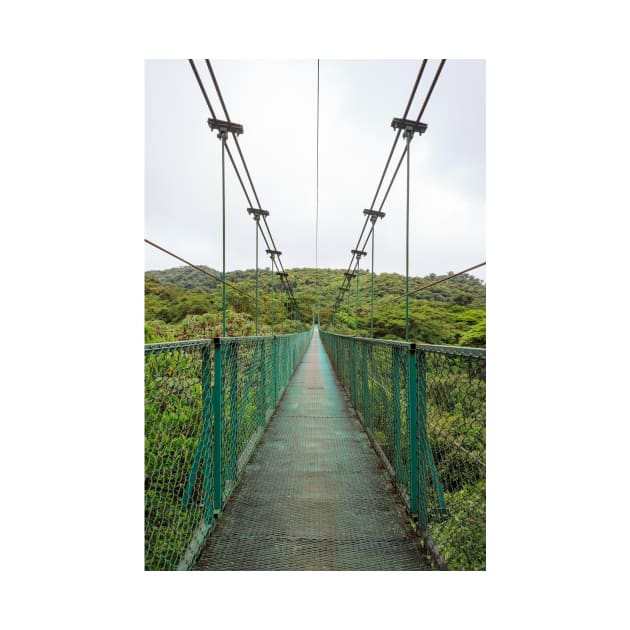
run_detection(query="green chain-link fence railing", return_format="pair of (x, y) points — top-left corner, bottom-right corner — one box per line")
(145, 330), (312, 571)
(320, 330), (486, 570)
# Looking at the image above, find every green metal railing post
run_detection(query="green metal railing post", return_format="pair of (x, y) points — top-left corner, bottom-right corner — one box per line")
(362, 342), (369, 428)
(355, 265), (359, 336)
(273, 335), (278, 407)
(228, 344), (238, 480)
(260, 341), (267, 425)
(255, 216), (259, 335)
(404, 131), (411, 342)
(371, 224), (375, 338)
(271, 255), (275, 334)
(348, 343), (358, 409)
(388, 117), (425, 342)
(221, 135), (229, 337)
(416, 348), (429, 529)
(202, 345), (213, 519)
(183, 343), (214, 519)
(212, 337), (223, 514)
(392, 349), (402, 484)
(408, 343), (420, 518)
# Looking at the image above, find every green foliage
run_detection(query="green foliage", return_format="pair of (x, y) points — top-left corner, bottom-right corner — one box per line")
(144, 351), (206, 570)
(145, 321), (175, 343)
(145, 266), (485, 346)
(145, 323), (158, 344)
(429, 413), (485, 493)
(459, 316), (486, 347)
(319, 268), (484, 346)
(145, 265), (486, 571)
(424, 353), (485, 569)
(428, 479), (486, 570)
(145, 276), (217, 324)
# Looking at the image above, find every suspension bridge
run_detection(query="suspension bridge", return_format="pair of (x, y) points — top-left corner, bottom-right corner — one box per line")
(145, 59), (486, 571)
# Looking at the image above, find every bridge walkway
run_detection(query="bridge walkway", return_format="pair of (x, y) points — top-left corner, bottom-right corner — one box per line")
(194, 328), (429, 570)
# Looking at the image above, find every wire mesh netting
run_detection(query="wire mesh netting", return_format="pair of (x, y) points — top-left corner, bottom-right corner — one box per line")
(221, 338), (272, 489)
(145, 330), (312, 571)
(320, 330), (486, 570)
(422, 346), (485, 570)
(331, 337), (411, 498)
(144, 340), (214, 571)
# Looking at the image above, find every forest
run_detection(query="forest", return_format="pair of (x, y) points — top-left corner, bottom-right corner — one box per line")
(145, 265), (485, 346)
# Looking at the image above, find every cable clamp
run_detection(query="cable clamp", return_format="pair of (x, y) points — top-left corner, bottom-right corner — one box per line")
(391, 117), (428, 138)
(247, 208), (270, 221)
(207, 118), (244, 138)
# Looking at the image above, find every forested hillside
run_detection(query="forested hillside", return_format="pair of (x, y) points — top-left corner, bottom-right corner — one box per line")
(145, 266), (485, 347)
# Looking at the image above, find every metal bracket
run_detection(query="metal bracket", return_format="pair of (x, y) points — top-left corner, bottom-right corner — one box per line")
(391, 117), (428, 139)
(247, 207), (270, 221)
(363, 209), (386, 223)
(207, 118), (244, 138)
(351, 249), (367, 259)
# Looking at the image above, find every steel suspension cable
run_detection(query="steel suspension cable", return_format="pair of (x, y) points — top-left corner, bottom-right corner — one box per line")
(261, 214), (297, 298)
(337, 62), (427, 288)
(224, 143), (254, 208)
(189, 59), (300, 317)
(189, 59), (254, 207)
(189, 59), (217, 117)
(415, 59), (446, 123)
(330, 60), (429, 314)
(144, 238), (273, 304)
(330, 60), (447, 318)
(376, 59), (447, 214)
(205, 60), (264, 210)
(204, 60), (299, 313)
(369, 59), (427, 211)
(381, 261), (486, 305)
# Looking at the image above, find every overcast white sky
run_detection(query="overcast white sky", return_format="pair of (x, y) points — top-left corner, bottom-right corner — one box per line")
(145, 59), (485, 282)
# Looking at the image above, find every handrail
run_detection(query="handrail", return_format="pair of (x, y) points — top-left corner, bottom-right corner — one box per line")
(144, 329), (313, 570)
(320, 329), (486, 570)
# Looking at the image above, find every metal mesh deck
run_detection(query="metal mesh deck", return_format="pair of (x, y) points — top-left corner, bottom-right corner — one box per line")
(194, 329), (429, 570)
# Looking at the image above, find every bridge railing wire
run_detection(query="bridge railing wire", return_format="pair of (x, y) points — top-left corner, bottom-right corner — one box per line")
(320, 330), (485, 570)
(144, 330), (312, 571)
